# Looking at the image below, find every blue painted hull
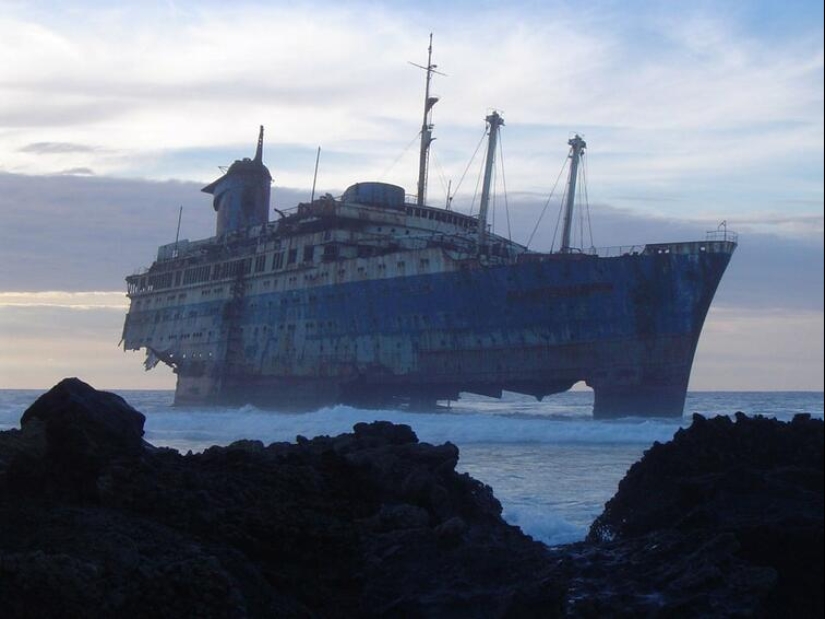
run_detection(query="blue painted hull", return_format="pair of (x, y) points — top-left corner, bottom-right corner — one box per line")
(156, 241), (733, 417)
(123, 126), (737, 418)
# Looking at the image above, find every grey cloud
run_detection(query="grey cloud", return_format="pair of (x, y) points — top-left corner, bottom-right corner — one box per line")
(58, 167), (96, 176)
(491, 192), (824, 313)
(0, 88), (137, 128)
(0, 172), (304, 291)
(19, 142), (97, 154)
(5, 77), (352, 111)
(0, 173), (821, 314)
(0, 305), (119, 340)
(725, 213), (824, 229)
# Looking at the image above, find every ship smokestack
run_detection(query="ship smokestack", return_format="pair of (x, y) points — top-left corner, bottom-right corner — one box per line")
(202, 127), (272, 236)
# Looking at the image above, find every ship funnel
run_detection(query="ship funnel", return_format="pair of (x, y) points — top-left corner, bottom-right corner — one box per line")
(202, 127), (272, 236)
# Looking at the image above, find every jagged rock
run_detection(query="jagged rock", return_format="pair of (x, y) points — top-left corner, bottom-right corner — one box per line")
(5, 378), (147, 501)
(20, 376), (146, 460)
(0, 381), (560, 618)
(352, 419), (418, 445)
(589, 412), (823, 542)
(578, 413), (824, 618)
(0, 381), (822, 618)
(367, 502), (431, 531)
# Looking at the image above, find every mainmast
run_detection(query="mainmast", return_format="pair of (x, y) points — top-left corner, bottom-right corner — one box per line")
(414, 34), (441, 207)
(478, 111), (504, 251)
(560, 134), (586, 253)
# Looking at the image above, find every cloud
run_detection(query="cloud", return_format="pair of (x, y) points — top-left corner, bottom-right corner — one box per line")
(0, 291), (128, 309)
(58, 167), (95, 176)
(0, 1), (820, 214)
(692, 306), (824, 391)
(0, 171), (821, 313)
(0, 171), (306, 291)
(19, 142), (96, 154)
(0, 304), (175, 390)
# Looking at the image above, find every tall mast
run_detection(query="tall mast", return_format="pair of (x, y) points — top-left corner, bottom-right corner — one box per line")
(254, 125), (264, 163)
(415, 34), (440, 207)
(478, 111), (504, 251)
(560, 134), (586, 253)
(310, 146), (321, 202)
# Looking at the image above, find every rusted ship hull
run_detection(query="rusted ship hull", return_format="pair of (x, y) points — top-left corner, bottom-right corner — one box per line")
(125, 239), (734, 417)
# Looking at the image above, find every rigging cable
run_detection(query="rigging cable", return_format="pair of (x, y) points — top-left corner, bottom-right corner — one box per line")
(429, 147), (451, 209)
(469, 139), (487, 216)
(582, 153), (595, 250)
(451, 126), (488, 213)
(498, 130), (513, 242)
(578, 162), (585, 250)
(551, 183), (568, 253)
(526, 156), (569, 249)
(490, 166), (496, 234)
(378, 131), (421, 182)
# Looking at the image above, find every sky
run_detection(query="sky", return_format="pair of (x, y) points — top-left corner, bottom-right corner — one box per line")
(0, 0), (823, 392)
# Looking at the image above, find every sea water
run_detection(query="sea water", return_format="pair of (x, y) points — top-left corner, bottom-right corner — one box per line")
(1, 389), (821, 547)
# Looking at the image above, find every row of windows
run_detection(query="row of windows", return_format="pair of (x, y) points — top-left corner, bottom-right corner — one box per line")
(131, 246), (436, 298)
(213, 258), (253, 280)
(127, 306), (220, 324)
(183, 265), (211, 285)
(129, 255), (252, 293)
(405, 207), (476, 229)
(133, 293), (187, 309)
(134, 257), (439, 309)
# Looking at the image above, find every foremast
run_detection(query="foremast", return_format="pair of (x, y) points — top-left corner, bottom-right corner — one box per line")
(415, 34), (441, 208)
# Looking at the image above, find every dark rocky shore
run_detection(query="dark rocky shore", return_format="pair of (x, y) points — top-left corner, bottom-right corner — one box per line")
(1, 378), (822, 618)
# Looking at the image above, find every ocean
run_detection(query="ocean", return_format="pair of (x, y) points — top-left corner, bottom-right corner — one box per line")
(1, 389), (822, 547)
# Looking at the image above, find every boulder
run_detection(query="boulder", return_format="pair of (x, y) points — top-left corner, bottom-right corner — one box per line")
(7, 378), (146, 501)
(20, 377), (146, 461)
(580, 413), (824, 618)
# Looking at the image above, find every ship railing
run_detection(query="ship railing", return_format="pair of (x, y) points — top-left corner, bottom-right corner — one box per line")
(585, 245), (647, 258)
(705, 228), (738, 244)
(580, 229), (738, 258)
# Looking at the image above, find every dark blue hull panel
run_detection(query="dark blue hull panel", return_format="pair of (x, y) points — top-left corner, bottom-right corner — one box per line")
(161, 245), (734, 417)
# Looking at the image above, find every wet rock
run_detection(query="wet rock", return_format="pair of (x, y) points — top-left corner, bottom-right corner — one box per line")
(6, 378), (147, 501)
(0, 380), (559, 618)
(20, 376), (146, 460)
(352, 420), (418, 445)
(0, 381), (822, 618)
(580, 413), (824, 618)
(367, 503), (431, 532)
(434, 515), (468, 544)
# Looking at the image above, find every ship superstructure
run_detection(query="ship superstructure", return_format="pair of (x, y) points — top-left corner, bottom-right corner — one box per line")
(122, 44), (736, 417)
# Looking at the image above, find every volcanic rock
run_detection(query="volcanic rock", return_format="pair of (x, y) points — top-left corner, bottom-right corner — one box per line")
(0, 379), (561, 618)
(0, 380), (822, 618)
(577, 412), (824, 617)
